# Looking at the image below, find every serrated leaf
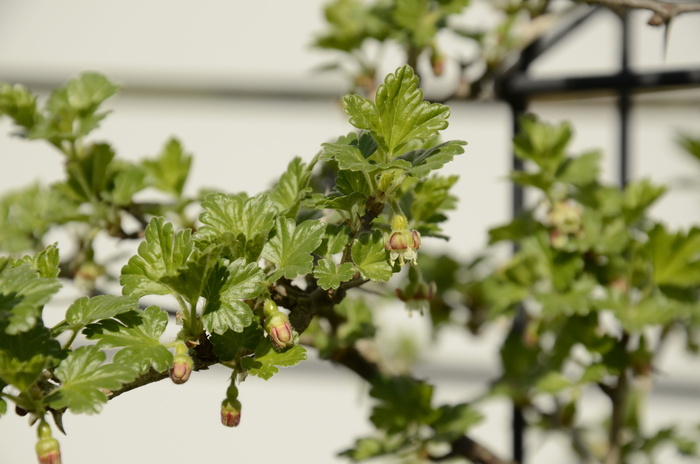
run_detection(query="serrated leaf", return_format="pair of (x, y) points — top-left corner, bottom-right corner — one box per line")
(196, 193), (277, 261)
(65, 72), (120, 113)
(62, 295), (139, 336)
(201, 259), (265, 334)
(0, 82), (38, 130)
(261, 217), (326, 281)
(47, 345), (136, 415)
(369, 376), (436, 432)
(209, 323), (264, 361)
(143, 138), (192, 196)
(0, 352), (49, 392)
(0, 264), (61, 334)
(160, 244), (222, 305)
(316, 224), (352, 257)
(399, 140), (466, 178)
(240, 337), (306, 380)
(269, 157), (312, 216)
(61, 143), (115, 202)
(431, 403), (483, 442)
(556, 151), (600, 186)
(314, 259), (355, 290)
(33, 243), (61, 278)
(84, 306), (173, 374)
(351, 231), (393, 282)
(647, 225), (700, 287)
(343, 65), (451, 157)
(120, 217), (195, 299)
(111, 163), (146, 206)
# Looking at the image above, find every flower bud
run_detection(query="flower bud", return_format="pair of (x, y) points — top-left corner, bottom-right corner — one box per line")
(170, 342), (193, 385)
(384, 214), (421, 266)
(263, 299), (296, 350)
(36, 421), (61, 464)
(221, 398), (242, 427)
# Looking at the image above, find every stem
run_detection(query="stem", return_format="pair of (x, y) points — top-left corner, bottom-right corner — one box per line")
(62, 330), (80, 350)
(603, 333), (631, 464)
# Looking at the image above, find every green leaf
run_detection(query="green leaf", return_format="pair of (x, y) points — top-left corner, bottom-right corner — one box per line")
(556, 151), (600, 187)
(111, 163), (146, 206)
(316, 224), (352, 257)
(268, 157), (312, 216)
(261, 217), (326, 281)
(84, 306), (173, 374)
(514, 116), (572, 172)
(0, 264), (61, 334)
(351, 231), (393, 282)
(369, 376), (436, 432)
(160, 244), (222, 305)
(647, 225), (700, 288)
(535, 371), (572, 394)
(120, 217), (195, 299)
(196, 193), (277, 261)
(314, 259), (355, 290)
(240, 337), (307, 380)
(343, 65), (451, 156)
(143, 138), (192, 196)
(60, 143), (116, 202)
(33, 243), (61, 279)
(622, 179), (666, 224)
(209, 323), (264, 362)
(61, 295), (138, 335)
(0, 82), (38, 130)
(64, 72), (120, 113)
(0, 352), (51, 392)
(431, 403), (483, 442)
(399, 140), (466, 178)
(201, 259), (265, 334)
(47, 345), (136, 415)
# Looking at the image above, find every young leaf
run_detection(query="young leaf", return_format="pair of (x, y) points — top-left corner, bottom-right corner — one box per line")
(110, 163), (147, 206)
(351, 231), (393, 282)
(61, 295), (139, 336)
(0, 352), (51, 392)
(196, 192), (277, 261)
(240, 337), (307, 380)
(120, 216), (195, 299)
(268, 157), (312, 216)
(314, 259), (355, 290)
(209, 323), (264, 362)
(84, 306), (173, 374)
(430, 403), (483, 442)
(0, 82), (38, 131)
(647, 225), (700, 288)
(201, 259), (265, 334)
(0, 264), (61, 334)
(143, 138), (192, 197)
(343, 65), (451, 157)
(399, 140), (466, 178)
(47, 345), (136, 415)
(60, 143), (116, 202)
(260, 217), (326, 281)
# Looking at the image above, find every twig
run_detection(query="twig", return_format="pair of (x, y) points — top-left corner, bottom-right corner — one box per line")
(581, 0), (700, 25)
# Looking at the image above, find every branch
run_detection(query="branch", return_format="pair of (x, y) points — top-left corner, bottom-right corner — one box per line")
(331, 345), (517, 464)
(581, 0), (700, 25)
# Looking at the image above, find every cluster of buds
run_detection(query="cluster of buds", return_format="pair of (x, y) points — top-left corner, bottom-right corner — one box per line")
(35, 421), (61, 464)
(221, 385), (242, 427)
(169, 341), (193, 385)
(263, 299), (296, 351)
(547, 200), (583, 249)
(384, 214), (422, 266)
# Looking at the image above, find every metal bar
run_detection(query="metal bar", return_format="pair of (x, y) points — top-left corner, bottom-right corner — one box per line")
(619, 11), (631, 187)
(501, 68), (700, 98)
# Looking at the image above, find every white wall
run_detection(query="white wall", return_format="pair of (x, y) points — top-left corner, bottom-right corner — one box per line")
(1, 2), (699, 463)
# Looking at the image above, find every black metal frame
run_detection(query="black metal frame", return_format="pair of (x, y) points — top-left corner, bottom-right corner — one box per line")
(495, 6), (700, 462)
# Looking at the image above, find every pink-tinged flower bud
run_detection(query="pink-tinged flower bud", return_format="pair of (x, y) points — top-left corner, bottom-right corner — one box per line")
(384, 214), (421, 266)
(266, 313), (295, 350)
(221, 398), (242, 427)
(170, 343), (194, 385)
(36, 421), (61, 464)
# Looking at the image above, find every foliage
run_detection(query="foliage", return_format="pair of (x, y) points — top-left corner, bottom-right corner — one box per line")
(0, 66), (472, 462)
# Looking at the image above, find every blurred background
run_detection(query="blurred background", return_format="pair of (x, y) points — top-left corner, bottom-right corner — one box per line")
(0, 1), (699, 462)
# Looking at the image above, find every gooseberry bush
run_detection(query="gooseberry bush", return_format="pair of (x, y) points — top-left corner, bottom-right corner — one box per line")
(2, 64), (700, 464)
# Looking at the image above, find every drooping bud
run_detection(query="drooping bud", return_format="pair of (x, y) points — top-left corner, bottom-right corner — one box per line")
(221, 398), (242, 427)
(384, 214), (422, 266)
(221, 384), (242, 427)
(263, 300), (296, 350)
(170, 342), (193, 385)
(429, 45), (445, 76)
(36, 421), (61, 464)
